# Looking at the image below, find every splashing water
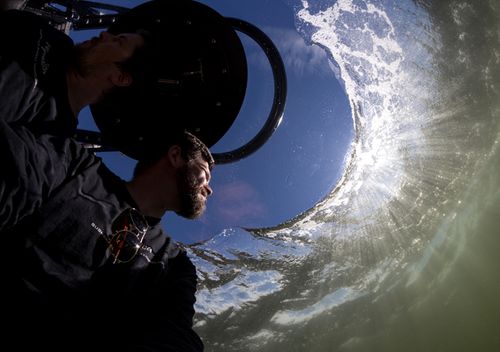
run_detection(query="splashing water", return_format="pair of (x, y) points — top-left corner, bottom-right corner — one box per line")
(190, 0), (500, 350)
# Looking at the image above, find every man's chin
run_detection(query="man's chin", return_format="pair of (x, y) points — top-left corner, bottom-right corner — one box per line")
(176, 203), (206, 220)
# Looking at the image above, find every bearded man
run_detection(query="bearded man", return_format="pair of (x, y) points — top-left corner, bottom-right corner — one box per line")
(0, 8), (147, 135)
(0, 120), (213, 351)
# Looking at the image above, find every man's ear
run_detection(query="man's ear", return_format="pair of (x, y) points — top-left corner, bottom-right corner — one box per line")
(167, 145), (184, 168)
(112, 70), (132, 87)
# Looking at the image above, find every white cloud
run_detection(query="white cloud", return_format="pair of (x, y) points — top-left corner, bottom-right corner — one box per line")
(245, 27), (332, 77)
(212, 180), (267, 224)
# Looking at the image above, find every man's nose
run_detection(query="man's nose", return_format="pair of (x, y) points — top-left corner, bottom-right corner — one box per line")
(205, 184), (213, 197)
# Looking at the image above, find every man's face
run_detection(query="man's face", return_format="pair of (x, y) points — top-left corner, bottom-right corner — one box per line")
(175, 157), (213, 219)
(73, 31), (144, 77)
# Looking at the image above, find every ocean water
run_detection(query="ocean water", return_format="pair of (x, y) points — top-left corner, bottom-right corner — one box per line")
(189, 0), (500, 350)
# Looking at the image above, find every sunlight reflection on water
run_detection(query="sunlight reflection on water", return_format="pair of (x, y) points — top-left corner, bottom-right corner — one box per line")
(190, 0), (500, 350)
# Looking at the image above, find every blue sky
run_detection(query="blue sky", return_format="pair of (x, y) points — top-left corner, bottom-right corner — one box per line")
(73, 0), (353, 244)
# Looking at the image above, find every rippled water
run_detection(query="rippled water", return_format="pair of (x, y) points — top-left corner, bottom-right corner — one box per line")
(189, 0), (500, 350)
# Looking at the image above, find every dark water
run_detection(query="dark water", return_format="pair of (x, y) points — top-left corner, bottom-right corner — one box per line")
(189, 0), (500, 350)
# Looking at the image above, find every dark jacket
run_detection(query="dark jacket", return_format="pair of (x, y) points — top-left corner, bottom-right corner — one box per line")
(0, 9), (76, 134)
(0, 121), (204, 351)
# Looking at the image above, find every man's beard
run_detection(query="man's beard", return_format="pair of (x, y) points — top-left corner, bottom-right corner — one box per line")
(70, 43), (93, 77)
(175, 164), (206, 219)
(69, 42), (116, 103)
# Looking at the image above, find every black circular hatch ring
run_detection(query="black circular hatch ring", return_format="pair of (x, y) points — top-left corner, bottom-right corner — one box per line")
(212, 18), (287, 164)
(73, 13), (287, 165)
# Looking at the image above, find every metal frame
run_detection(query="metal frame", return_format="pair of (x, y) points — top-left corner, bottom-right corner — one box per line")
(25, 0), (287, 164)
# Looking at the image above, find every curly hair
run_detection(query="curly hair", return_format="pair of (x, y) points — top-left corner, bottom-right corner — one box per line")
(133, 130), (214, 177)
